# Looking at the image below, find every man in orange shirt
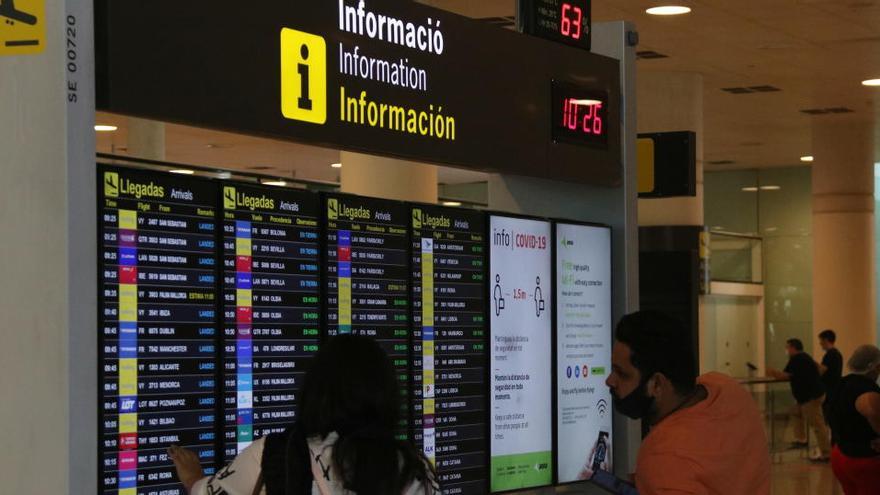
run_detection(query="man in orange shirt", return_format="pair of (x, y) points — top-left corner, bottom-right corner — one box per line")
(589, 311), (771, 495)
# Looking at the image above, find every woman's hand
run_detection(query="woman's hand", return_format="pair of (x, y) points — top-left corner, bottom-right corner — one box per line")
(168, 445), (204, 493)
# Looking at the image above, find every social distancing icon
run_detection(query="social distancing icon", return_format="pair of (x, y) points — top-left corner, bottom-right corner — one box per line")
(0, 0), (44, 56)
(280, 27), (327, 124)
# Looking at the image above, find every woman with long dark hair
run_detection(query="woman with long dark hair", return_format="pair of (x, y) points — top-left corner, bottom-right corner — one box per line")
(170, 334), (439, 495)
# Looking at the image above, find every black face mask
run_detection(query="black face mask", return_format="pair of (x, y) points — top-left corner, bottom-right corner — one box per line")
(613, 376), (656, 420)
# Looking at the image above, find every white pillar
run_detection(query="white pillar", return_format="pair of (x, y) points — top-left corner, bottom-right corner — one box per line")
(339, 151), (438, 203)
(812, 119), (877, 360)
(637, 72), (704, 226)
(127, 116), (166, 160)
(0, 0), (96, 492)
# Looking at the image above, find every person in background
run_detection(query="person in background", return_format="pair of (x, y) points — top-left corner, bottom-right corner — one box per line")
(169, 334), (439, 495)
(768, 338), (831, 461)
(829, 345), (880, 495)
(818, 329), (843, 423)
(585, 310), (770, 495)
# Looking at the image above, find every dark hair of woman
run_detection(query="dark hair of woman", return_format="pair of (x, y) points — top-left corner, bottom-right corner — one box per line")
(298, 334), (436, 494)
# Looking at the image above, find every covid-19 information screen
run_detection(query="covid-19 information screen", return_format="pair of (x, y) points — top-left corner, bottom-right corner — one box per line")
(488, 215), (553, 493)
(410, 205), (488, 494)
(323, 194), (411, 437)
(99, 166), (219, 495)
(221, 183), (321, 461)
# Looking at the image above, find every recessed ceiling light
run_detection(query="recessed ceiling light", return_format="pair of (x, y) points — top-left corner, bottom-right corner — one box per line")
(800, 155), (814, 162)
(261, 179), (287, 187)
(861, 79), (880, 87)
(760, 185), (781, 191)
(216, 171), (232, 179)
(95, 125), (118, 132)
(169, 169), (194, 175)
(442, 201), (462, 207)
(646, 5), (692, 15)
(741, 186), (759, 192)
(331, 163), (343, 168)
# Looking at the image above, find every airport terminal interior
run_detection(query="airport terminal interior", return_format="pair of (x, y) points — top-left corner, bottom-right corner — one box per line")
(2, 0), (880, 494)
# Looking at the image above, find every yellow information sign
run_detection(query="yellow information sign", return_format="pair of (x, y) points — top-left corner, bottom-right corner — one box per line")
(280, 27), (327, 124)
(637, 137), (655, 194)
(0, 0), (45, 56)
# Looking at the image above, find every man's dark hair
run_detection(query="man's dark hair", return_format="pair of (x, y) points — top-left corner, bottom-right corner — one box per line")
(818, 329), (836, 344)
(787, 338), (804, 352)
(615, 310), (697, 395)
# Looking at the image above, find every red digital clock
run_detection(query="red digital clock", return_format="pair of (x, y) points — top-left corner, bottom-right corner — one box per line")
(520, 0), (592, 51)
(551, 81), (609, 148)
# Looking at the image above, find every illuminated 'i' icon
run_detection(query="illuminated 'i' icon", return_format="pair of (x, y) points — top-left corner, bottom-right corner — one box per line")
(298, 44), (312, 111)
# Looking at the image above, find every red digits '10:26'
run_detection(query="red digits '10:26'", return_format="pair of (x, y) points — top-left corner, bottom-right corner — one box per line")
(562, 98), (603, 135)
(560, 2), (583, 40)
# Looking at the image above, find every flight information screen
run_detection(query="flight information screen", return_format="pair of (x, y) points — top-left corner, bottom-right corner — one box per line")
(324, 194), (411, 437)
(488, 214), (553, 492)
(99, 166), (218, 495)
(220, 183), (321, 461)
(555, 222), (613, 483)
(410, 206), (488, 494)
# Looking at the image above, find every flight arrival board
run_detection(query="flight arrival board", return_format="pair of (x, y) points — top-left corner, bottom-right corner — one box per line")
(410, 206), (488, 494)
(221, 184), (321, 461)
(323, 194), (411, 437)
(99, 166), (219, 495)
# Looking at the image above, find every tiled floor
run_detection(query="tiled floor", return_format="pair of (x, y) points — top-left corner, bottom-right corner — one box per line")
(771, 454), (842, 495)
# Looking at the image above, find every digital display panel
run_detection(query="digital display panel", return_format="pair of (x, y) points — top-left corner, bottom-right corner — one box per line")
(324, 194), (411, 437)
(551, 81), (609, 149)
(220, 184), (321, 460)
(99, 166), (218, 495)
(521, 0), (592, 51)
(410, 206), (488, 494)
(488, 215), (553, 492)
(554, 222), (613, 483)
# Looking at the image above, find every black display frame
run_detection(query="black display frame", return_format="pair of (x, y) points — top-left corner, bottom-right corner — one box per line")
(407, 201), (491, 495)
(318, 191), (414, 440)
(218, 180), (323, 461)
(94, 163), (620, 495)
(519, 0), (593, 52)
(95, 164), (227, 494)
(550, 80), (611, 150)
(549, 218), (614, 487)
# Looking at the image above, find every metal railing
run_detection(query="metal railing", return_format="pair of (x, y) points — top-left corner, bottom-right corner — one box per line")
(737, 376), (810, 462)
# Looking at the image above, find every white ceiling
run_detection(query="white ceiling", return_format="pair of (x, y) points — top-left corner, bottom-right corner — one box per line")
(95, 112), (490, 185)
(97, 0), (880, 177)
(427, 0), (880, 170)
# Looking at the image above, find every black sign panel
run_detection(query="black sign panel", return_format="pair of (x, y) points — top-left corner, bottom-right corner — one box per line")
(220, 183), (321, 461)
(322, 193), (411, 437)
(98, 166), (219, 495)
(96, 0), (620, 185)
(637, 131), (697, 198)
(410, 206), (488, 494)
